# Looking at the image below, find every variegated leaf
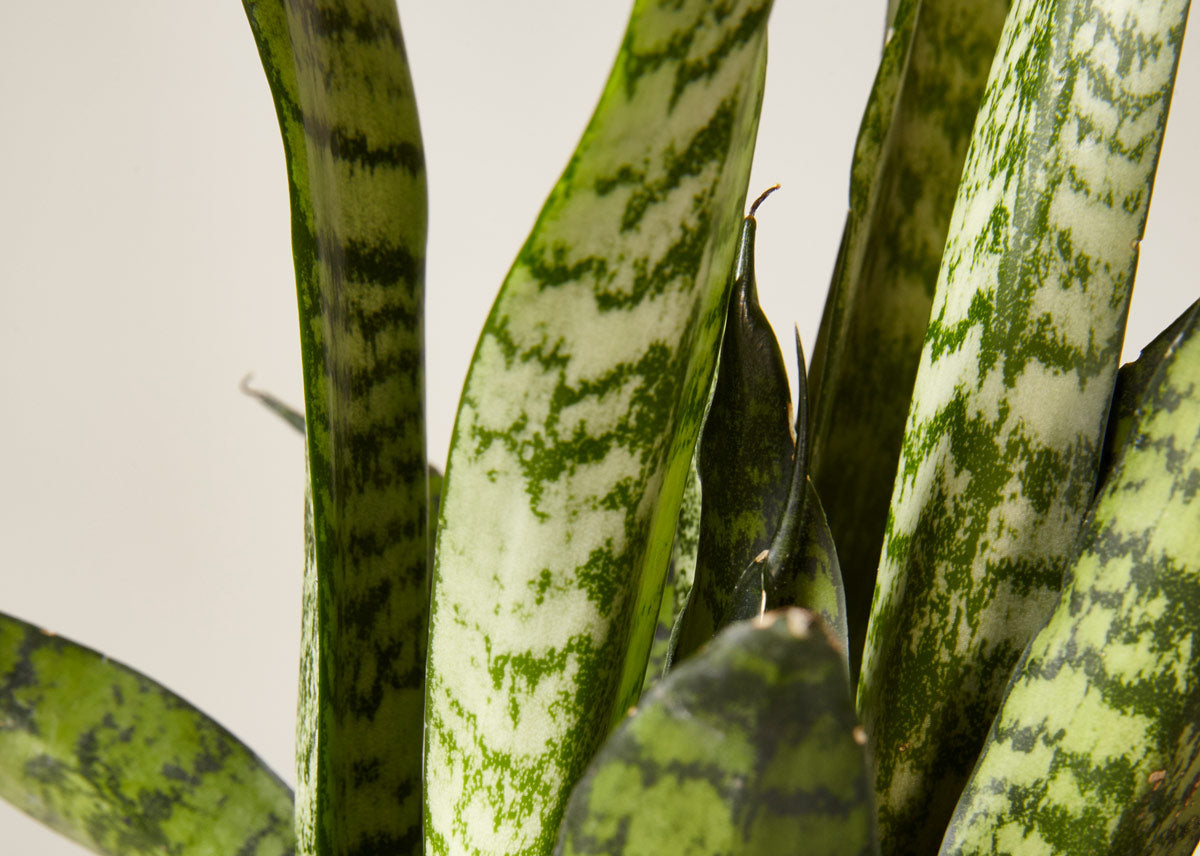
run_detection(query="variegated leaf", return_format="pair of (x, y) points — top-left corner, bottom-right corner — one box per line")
(674, 195), (795, 662)
(940, 303), (1200, 856)
(423, 2), (772, 852)
(857, 0), (1193, 851)
(555, 609), (878, 856)
(807, 0), (1011, 679)
(1097, 297), (1199, 486)
(0, 613), (293, 856)
(242, 1), (429, 853)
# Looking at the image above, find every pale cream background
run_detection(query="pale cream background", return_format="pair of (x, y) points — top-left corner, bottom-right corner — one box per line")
(0, 3), (1195, 853)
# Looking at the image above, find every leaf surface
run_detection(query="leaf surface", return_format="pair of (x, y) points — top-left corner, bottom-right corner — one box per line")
(242, 1), (429, 853)
(0, 613), (294, 856)
(857, 0), (1193, 850)
(423, 3), (772, 853)
(674, 207), (795, 662)
(807, 0), (1011, 680)
(940, 303), (1200, 856)
(555, 609), (877, 856)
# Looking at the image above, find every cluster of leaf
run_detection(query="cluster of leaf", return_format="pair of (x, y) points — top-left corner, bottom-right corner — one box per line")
(2, 0), (1198, 855)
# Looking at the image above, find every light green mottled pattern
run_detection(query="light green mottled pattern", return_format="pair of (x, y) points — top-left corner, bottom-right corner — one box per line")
(423, 3), (771, 853)
(555, 609), (878, 856)
(674, 215), (795, 662)
(940, 305), (1200, 856)
(242, 1), (429, 853)
(857, 0), (1192, 851)
(0, 613), (293, 856)
(808, 0), (1011, 680)
(1098, 298), (1199, 487)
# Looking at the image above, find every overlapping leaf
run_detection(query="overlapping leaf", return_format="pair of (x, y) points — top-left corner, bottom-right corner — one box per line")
(556, 609), (877, 856)
(940, 304), (1200, 856)
(242, 1), (430, 853)
(422, 2), (772, 852)
(857, 0), (1194, 851)
(807, 0), (1011, 679)
(673, 202), (796, 662)
(0, 613), (293, 856)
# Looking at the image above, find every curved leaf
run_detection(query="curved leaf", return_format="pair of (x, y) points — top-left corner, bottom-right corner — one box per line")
(0, 613), (293, 856)
(423, 2), (772, 852)
(807, 0), (1011, 680)
(555, 608), (877, 856)
(242, 1), (430, 853)
(940, 303), (1200, 856)
(1097, 297), (1200, 487)
(858, 0), (1193, 851)
(674, 198), (796, 662)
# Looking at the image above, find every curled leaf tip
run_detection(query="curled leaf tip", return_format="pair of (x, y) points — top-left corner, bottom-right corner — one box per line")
(749, 183), (781, 217)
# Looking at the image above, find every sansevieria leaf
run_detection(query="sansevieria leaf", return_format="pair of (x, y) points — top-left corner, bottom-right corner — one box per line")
(807, 0), (1011, 678)
(555, 609), (878, 856)
(0, 613), (294, 856)
(423, 2), (772, 853)
(674, 191), (795, 662)
(857, 0), (1193, 851)
(940, 303), (1200, 856)
(242, 1), (429, 854)
(1097, 298), (1199, 487)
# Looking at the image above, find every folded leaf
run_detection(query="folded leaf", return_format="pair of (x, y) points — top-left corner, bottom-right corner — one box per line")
(0, 613), (293, 856)
(674, 194), (796, 662)
(242, 1), (430, 853)
(940, 303), (1200, 856)
(423, 3), (772, 852)
(857, 0), (1193, 851)
(807, 0), (1011, 680)
(555, 608), (878, 856)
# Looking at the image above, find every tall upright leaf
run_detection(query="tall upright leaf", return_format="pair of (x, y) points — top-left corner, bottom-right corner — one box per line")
(673, 194), (796, 663)
(857, 0), (1193, 851)
(807, 0), (1011, 679)
(940, 305), (1200, 856)
(0, 613), (294, 856)
(423, 2), (772, 853)
(242, 2), (429, 854)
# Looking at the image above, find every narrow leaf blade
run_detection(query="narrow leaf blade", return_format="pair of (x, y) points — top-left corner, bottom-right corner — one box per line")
(674, 211), (795, 662)
(242, 1), (430, 853)
(0, 613), (294, 856)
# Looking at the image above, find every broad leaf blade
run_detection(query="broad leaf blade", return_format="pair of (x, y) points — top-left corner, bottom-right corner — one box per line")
(423, 3), (772, 853)
(858, 0), (1193, 851)
(807, 0), (1011, 681)
(0, 613), (293, 856)
(940, 304), (1200, 856)
(674, 211), (795, 662)
(555, 609), (878, 856)
(242, 2), (429, 854)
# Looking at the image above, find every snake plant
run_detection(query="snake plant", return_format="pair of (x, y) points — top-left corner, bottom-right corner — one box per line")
(3, 0), (1197, 855)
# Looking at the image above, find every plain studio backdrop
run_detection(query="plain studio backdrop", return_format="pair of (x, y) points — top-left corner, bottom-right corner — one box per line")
(1, 4), (1196, 853)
